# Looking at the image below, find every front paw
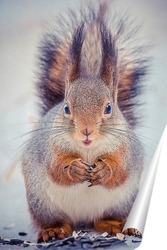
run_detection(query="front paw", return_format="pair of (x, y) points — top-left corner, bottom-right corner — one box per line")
(66, 159), (91, 183)
(90, 157), (113, 186)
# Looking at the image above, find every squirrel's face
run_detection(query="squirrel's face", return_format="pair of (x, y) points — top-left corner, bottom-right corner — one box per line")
(63, 78), (115, 147)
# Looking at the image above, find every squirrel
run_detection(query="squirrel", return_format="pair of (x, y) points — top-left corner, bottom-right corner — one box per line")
(21, 1), (148, 243)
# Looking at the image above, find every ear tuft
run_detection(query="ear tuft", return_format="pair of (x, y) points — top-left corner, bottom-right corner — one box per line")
(68, 23), (85, 82)
(100, 23), (118, 90)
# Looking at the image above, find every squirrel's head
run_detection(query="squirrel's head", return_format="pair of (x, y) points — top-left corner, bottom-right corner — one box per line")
(63, 77), (118, 147)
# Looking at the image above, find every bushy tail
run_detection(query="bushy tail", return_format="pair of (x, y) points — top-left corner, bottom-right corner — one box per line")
(37, 1), (149, 127)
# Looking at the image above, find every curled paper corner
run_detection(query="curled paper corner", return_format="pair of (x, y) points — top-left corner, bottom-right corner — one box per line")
(123, 125), (167, 237)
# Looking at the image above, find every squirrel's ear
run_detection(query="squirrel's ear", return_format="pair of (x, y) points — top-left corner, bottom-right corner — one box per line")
(68, 23), (85, 83)
(100, 24), (118, 100)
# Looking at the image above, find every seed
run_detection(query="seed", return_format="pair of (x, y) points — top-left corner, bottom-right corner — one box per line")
(18, 232), (27, 236)
(10, 239), (24, 245)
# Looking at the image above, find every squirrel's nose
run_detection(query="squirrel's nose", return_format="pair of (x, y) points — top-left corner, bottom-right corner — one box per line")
(81, 128), (93, 136)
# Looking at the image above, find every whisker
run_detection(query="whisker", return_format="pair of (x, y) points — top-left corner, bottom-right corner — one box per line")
(100, 127), (155, 161)
(96, 119), (161, 133)
(49, 131), (72, 144)
(9, 124), (74, 142)
(102, 125), (158, 144)
(99, 130), (140, 161)
(14, 128), (72, 159)
(102, 128), (152, 149)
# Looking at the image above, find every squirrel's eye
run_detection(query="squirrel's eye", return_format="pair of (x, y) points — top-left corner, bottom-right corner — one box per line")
(104, 103), (112, 114)
(64, 103), (71, 115)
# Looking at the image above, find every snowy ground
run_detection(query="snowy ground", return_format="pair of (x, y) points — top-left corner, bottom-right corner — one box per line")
(0, 0), (167, 249)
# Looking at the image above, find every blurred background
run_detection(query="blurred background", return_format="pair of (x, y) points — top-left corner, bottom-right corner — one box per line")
(0, 0), (167, 243)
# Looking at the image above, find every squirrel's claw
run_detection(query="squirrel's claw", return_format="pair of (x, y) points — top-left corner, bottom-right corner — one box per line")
(67, 159), (91, 183)
(89, 158), (112, 186)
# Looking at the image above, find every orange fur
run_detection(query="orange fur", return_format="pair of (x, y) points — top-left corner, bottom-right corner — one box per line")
(49, 147), (91, 186)
(37, 222), (73, 243)
(91, 146), (128, 188)
(49, 145), (128, 188)
(94, 219), (125, 235)
(123, 228), (136, 235)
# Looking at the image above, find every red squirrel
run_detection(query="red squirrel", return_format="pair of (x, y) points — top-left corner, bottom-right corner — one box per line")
(21, 1), (148, 243)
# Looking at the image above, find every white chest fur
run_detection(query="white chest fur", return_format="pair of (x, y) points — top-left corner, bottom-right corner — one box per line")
(44, 176), (137, 224)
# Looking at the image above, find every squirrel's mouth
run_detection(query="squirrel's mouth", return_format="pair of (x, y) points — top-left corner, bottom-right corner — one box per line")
(82, 138), (92, 146)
